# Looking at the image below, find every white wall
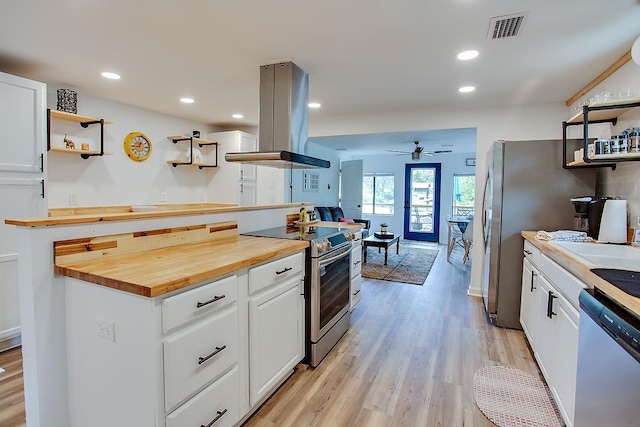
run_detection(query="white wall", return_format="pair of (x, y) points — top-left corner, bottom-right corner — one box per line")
(290, 141), (340, 205)
(47, 90), (218, 207)
(309, 102), (571, 295)
(351, 152), (476, 244)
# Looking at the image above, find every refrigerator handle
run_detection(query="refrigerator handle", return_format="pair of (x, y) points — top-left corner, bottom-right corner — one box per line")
(481, 170), (490, 247)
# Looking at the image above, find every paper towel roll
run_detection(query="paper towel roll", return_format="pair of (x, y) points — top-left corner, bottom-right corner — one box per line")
(597, 199), (627, 243)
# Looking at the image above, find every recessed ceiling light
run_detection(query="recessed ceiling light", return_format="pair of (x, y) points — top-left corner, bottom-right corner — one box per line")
(232, 114), (244, 119)
(101, 71), (121, 80)
(308, 102), (321, 108)
(457, 50), (479, 60)
(458, 86), (476, 93)
(180, 97), (194, 104)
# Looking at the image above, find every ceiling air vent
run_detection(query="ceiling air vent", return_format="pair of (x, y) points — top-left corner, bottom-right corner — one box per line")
(488, 13), (527, 40)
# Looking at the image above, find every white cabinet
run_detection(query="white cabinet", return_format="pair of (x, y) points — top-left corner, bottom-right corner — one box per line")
(65, 274), (242, 427)
(0, 71), (47, 350)
(520, 241), (541, 346)
(520, 241), (583, 427)
(350, 231), (362, 309)
(208, 130), (258, 206)
(64, 249), (307, 426)
(248, 252), (304, 406)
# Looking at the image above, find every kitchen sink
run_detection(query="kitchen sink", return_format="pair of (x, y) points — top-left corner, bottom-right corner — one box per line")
(554, 241), (640, 272)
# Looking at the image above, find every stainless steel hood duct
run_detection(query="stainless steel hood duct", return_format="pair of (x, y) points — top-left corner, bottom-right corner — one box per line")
(225, 62), (330, 169)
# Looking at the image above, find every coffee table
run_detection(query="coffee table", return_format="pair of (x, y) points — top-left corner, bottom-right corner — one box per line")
(363, 234), (400, 265)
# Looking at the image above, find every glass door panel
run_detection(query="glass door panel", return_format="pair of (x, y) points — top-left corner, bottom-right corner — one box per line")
(404, 163), (441, 241)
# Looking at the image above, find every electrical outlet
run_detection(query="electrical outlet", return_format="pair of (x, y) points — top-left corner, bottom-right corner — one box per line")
(160, 192), (167, 202)
(69, 192), (78, 205)
(96, 319), (115, 342)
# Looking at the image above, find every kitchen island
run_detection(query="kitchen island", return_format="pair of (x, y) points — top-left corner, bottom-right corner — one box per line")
(5, 203), (321, 427)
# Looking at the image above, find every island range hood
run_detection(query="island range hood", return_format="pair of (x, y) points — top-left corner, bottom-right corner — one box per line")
(225, 62), (330, 169)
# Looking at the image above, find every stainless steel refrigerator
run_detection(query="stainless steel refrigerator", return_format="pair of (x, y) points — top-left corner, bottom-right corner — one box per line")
(481, 139), (596, 329)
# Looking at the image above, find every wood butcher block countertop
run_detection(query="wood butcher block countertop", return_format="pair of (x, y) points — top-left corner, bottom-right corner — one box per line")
(55, 222), (309, 297)
(521, 231), (640, 318)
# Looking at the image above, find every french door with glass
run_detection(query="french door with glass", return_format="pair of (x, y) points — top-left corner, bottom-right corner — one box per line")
(403, 163), (441, 241)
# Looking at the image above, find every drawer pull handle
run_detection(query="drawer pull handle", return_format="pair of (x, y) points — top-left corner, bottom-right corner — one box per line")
(353, 260), (361, 266)
(353, 290), (360, 296)
(530, 271), (537, 292)
(276, 267), (293, 275)
(524, 250), (532, 255)
(198, 345), (227, 365)
(201, 408), (228, 427)
(196, 295), (225, 308)
(546, 292), (557, 319)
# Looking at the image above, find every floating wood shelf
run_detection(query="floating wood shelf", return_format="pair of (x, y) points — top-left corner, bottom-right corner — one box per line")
(49, 110), (114, 125)
(50, 147), (113, 156)
(566, 97), (640, 124)
(562, 98), (640, 170)
(166, 160), (218, 169)
(167, 135), (219, 169)
(47, 109), (113, 159)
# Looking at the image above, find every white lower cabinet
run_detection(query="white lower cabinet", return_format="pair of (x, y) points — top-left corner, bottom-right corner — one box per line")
(520, 244), (583, 427)
(166, 366), (240, 427)
(520, 258), (539, 346)
(248, 252), (304, 406)
(64, 250), (306, 427)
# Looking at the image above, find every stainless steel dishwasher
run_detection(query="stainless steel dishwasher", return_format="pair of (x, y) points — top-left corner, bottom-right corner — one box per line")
(574, 288), (640, 426)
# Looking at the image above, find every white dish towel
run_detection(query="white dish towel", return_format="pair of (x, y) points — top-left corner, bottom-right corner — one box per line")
(536, 230), (593, 242)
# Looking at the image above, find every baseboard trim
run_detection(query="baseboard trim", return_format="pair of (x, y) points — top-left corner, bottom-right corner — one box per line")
(0, 334), (21, 353)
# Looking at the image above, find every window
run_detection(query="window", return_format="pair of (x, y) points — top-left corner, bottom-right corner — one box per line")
(363, 173), (394, 214)
(453, 174), (475, 216)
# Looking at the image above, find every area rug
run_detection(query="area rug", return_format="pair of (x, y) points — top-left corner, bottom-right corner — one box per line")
(361, 246), (438, 285)
(473, 366), (564, 427)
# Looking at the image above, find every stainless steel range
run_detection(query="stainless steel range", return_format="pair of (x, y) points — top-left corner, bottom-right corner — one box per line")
(243, 225), (354, 366)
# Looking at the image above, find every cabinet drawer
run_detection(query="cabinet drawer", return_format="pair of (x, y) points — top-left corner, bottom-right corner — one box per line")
(352, 231), (362, 248)
(162, 274), (238, 333)
(523, 240), (541, 267)
(351, 274), (362, 309)
(166, 366), (240, 427)
(249, 252), (303, 294)
(350, 247), (362, 278)
(540, 253), (586, 309)
(164, 306), (239, 411)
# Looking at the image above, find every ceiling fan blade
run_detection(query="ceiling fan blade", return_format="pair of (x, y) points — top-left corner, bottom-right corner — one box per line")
(385, 149), (412, 154)
(423, 150), (453, 154)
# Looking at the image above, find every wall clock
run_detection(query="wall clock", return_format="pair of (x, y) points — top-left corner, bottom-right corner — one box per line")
(123, 131), (152, 161)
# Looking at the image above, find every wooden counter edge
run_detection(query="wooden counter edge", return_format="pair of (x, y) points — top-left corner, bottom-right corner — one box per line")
(5, 202), (315, 227)
(55, 239), (309, 297)
(521, 231), (640, 318)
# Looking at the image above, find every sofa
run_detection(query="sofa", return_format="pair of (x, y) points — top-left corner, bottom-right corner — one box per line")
(314, 206), (371, 238)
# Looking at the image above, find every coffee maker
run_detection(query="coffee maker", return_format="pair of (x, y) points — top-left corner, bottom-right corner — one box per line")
(571, 196), (612, 238)
(571, 197), (591, 233)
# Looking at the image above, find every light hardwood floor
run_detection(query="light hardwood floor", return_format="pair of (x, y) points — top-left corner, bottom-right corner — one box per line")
(0, 242), (538, 427)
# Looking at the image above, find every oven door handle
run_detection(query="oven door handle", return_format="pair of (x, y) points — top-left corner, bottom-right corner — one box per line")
(318, 246), (351, 267)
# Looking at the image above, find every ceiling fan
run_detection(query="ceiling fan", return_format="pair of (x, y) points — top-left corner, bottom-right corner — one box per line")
(386, 141), (453, 160)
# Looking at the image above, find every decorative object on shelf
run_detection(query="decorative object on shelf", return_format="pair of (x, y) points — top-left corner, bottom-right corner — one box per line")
(63, 134), (76, 149)
(380, 223), (388, 233)
(183, 146), (202, 163)
(57, 89), (77, 114)
(123, 131), (152, 162)
(192, 130), (200, 138)
(81, 143), (89, 151)
(466, 158), (476, 166)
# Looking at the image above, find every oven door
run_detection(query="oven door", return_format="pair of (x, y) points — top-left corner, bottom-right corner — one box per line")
(310, 243), (352, 342)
